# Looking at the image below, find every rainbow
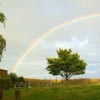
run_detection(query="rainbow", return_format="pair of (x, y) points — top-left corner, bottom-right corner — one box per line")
(12, 13), (100, 72)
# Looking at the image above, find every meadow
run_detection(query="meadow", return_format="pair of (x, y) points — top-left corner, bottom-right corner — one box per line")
(2, 78), (100, 100)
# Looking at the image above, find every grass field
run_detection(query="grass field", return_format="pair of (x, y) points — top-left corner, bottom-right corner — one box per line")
(2, 83), (100, 100)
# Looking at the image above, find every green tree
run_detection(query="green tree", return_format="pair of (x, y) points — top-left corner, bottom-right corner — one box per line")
(0, 12), (6, 26)
(17, 76), (25, 83)
(9, 72), (18, 84)
(9, 73), (25, 87)
(17, 76), (25, 87)
(0, 35), (6, 61)
(46, 48), (87, 80)
(0, 11), (6, 61)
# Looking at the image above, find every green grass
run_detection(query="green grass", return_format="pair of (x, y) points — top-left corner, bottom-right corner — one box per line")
(2, 84), (100, 100)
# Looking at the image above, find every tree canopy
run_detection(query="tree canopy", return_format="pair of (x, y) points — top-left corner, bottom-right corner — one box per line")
(9, 72), (18, 84)
(46, 48), (87, 80)
(0, 10), (6, 61)
(0, 35), (6, 61)
(0, 12), (6, 26)
(9, 72), (25, 87)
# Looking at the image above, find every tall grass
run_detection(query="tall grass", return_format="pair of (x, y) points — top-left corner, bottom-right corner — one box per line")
(62, 78), (100, 86)
(25, 78), (100, 86)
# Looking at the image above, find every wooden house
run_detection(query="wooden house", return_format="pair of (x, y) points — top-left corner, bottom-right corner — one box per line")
(0, 69), (8, 78)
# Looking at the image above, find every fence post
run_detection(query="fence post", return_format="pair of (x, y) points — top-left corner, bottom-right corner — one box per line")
(25, 84), (28, 92)
(15, 90), (20, 100)
(0, 86), (3, 100)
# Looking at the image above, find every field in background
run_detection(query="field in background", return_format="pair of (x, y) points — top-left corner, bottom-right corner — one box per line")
(2, 78), (100, 100)
(24, 78), (100, 86)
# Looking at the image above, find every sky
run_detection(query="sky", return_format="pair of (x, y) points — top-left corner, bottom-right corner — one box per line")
(0, 0), (100, 79)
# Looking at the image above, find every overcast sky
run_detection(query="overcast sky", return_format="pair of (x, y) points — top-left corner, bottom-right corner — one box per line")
(0, 0), (100, 79)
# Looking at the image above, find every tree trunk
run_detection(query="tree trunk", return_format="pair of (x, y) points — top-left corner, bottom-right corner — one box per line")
(65, 73), (69, 80)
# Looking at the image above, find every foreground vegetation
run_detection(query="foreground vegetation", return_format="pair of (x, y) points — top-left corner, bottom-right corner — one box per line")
(2, 79), (100, 100)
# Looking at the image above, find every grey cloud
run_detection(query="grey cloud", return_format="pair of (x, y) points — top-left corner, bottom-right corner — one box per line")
(0, 0), (100, 79)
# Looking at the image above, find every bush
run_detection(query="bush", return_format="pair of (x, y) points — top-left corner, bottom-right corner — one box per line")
(0, 78), (12, 89)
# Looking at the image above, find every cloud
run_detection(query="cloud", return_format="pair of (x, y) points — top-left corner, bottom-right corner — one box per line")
(86, 70), (97, 75)
(0, 0), (100, 79)
(79, 39), (88, 46)
(88, 63), (100, 67)
(54, 41), (72, 49)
